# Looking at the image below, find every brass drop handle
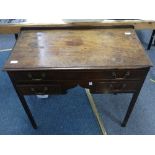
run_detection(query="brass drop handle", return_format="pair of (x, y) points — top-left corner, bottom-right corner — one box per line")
(44, 87), (48, 91)
(30, 87), (35, 91)
(27, 73), (32, 78)
(30, 87), (48, 95)
(32, 78), (42, 81)
(109, 83), (127, 90)
(27, 73), (46, 81)
(41, 73), (46, 78)
(112, 71), (130, 80)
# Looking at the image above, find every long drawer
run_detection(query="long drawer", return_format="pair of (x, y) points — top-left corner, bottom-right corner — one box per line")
(9, 69), (147, 82)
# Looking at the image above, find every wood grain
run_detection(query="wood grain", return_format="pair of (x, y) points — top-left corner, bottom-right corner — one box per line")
(4, 28), (152, 70)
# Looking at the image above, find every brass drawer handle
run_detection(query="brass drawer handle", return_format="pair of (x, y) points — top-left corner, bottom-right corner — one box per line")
(27, 73), (32, 78)
(30, 87), (48, 94)
(41, 73), (46, 78)
(109, 83), (127, 90)
(44, 87), (48, 91)
(31, 78), (42, 81)
(112, 71), (130, 80)
(30, 88), (35, 91)
(27, 73), (46, 81)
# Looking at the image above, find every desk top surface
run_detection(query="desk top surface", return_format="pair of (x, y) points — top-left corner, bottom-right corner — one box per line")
(4, 28), (152, 71)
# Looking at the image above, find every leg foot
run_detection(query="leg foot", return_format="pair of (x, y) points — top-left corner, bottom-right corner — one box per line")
(121, 123), (126, 127)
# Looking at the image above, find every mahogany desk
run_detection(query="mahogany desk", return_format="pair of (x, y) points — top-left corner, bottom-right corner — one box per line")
(4, 26), (152, 129)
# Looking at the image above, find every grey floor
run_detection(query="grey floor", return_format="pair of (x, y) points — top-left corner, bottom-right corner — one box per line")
(0, 31), (155, 135)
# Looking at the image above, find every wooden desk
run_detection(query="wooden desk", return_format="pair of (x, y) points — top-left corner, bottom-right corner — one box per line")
(4, 27), (152, 129)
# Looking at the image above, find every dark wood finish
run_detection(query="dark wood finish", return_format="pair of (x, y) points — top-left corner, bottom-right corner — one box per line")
(16, 82), (77, 95)
(82, 81), (141, 93)
(4, 28), (151, 70)
(17, 84), (63, 95)
(4, 27), (152, 129)
(147, 30), (155, 50)
(8, 73), (37, 129)
(121, 67), (149, 127)
(15, 33), (18, 40)
(15, 91), (37, 129)
(121, 91), (141, 127)
(8, 69), (147, 82)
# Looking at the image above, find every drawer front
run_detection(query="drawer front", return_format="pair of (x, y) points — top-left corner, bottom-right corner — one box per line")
(17, 85), (63, 95)
(16, 81), (77, 95)
(80, 81), (141, 93)
(9, 69), (147, 82)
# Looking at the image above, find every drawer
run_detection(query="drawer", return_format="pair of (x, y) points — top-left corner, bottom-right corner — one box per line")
(16, 81), (77, 95)
(17, 84), (65, 95)
(81, 81), (141, 93)
(9, 69), (147, 82)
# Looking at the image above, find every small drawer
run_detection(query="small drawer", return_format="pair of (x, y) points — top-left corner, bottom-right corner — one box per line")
(87, 81), (141, 93)
(11, 71), (48, 82)
(104, 69), (147, 80)
(16, 84), (63, 95)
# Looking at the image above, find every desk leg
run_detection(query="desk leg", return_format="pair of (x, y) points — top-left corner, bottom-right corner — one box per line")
(12, 88), (37, 129)
(8, 73), (37, 129)
(15, 33), (18, 40)
(16, 91), (38, 129)
(147, 30), (155, 50)
(121, 91), (140, 127)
